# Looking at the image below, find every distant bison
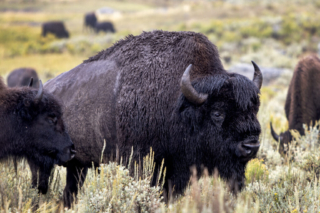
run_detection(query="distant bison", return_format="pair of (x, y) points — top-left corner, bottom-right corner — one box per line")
(271, 55), (320, 154)
(42, 21), (69, 38)
(0, 78), (75, 194)
(95, 21), (115, 33)
(84, 12), (97, 32)
(45, 30), (262, 207)
(7, 68), (39, 88)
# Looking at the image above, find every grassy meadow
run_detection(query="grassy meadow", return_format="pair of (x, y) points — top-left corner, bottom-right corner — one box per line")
(1, 0), (320, 212)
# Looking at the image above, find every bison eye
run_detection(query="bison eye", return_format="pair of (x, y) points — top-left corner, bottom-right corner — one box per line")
(210, 111), (224, 122)
(48, 116), (57, 125)
(213, 112), (221, 117)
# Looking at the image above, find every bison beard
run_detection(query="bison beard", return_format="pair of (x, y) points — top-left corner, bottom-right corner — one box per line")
(0, 78), (75, 194)
(270, 55), (320, 154)
(44, 30), (262, 207)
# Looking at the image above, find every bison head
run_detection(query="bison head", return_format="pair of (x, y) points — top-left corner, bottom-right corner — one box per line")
(8, 80), (75, 167)
(177, 61), (262, 190)
(270, 123), (292, 155)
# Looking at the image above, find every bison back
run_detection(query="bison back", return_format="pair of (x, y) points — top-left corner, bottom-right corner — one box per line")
(44, 30), (224, 166)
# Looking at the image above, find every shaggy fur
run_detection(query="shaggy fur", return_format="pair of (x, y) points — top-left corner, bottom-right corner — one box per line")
(7, 68), (39, 88)
(45, 30), (262, 207)
(0, 78), (74, 194)
(94, 21), (116, 33)
(84, 12), (97, 32)
(271, 55), (320, 153)
(42, 21), (69, 38)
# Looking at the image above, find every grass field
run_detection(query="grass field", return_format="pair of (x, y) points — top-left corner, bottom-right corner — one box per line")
(1, 0), (320, 212)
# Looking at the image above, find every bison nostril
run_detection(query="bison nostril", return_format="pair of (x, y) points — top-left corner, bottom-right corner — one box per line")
(246, 150), (251, 154)
(71, 149), (77, 154)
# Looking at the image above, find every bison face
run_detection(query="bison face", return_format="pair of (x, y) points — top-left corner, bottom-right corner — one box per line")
(18, 81), (75, 166)
(270, 123), (292, 155)
(178, 62), (262, 177)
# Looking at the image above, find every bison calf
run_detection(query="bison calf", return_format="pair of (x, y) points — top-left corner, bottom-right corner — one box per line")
(271, 55), (320, 154)
(94, 21), (116, 33)
(0, 78), (75, 194)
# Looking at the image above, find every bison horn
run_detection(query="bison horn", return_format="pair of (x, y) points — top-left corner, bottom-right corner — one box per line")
(180, 64), (208, 105)
(29, 78), (33, 87)
(251, 61), (263, 90)
(34, 80), (43, 104)
(270, 122), (280, 142)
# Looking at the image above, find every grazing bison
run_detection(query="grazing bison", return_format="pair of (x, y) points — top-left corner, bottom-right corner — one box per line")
(270, 55), (320, 154)
(94, 21), (115, 33)
(7, 68), (39, 88)
(84, 12), (97, 32)
(42, 21), (69, 38)
(0, 78), (76, 194)
(45, 30), (262, 207)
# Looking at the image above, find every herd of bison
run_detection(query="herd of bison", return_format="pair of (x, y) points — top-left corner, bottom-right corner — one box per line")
(42, 12), (115, 38)
(1, 27), (319, 208)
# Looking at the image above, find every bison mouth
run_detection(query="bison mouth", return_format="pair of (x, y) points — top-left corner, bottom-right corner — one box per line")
(236, 139), (260, 162)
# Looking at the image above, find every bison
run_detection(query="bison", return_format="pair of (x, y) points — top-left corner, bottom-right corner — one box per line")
(7, 68), (39, 88)
(270, 55), (320, 154)
(84, 12), (97, 32)
(42, 21), (69, 38)
(44, 30), (262, 207)
(0, 77), (76, 194)
(94, 21), (116, 33)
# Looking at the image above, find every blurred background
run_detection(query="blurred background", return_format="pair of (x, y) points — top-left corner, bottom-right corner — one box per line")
(0, 0), (318, 82)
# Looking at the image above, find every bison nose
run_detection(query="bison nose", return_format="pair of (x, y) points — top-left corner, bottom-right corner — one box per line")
(236, 140), (260, 162)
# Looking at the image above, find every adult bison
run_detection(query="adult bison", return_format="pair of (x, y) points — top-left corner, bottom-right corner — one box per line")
(270, 55), (320, 154)
(84, 12), (97, 32)
(94, 21), (115, 33)
(45, 30), (262, 207)
(42, 21), (69, 38)
(0, 77), (76, 194)
(7, 68), (39, 88)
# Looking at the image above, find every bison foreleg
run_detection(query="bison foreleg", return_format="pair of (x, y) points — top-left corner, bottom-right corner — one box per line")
(28, 159), (53, 194)
(63, 164), (88, 208)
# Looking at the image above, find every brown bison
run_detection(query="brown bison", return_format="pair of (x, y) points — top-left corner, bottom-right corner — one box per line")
(7, 68), (39, 88)
(84, 12), (97, 32)
(270, 55), (320, 153)
(0, 77), (76, 194)
(95, 21), (116, 33)
(42, 21), (69, 38)
(44, 30), (262, 207)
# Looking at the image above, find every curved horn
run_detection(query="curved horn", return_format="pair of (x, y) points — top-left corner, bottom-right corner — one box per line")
(29, 78), (33, 87)
(251, 61), (263, 90)
(34, 80), (43, 104)
(270, 122), (280, 142)
(180, 64), (208, 105)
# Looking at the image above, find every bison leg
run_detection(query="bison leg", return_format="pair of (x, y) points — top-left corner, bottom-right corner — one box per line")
(28, 159), (53, 194)
(28, 160), (39, 189)
(63, 164), (88, 208)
